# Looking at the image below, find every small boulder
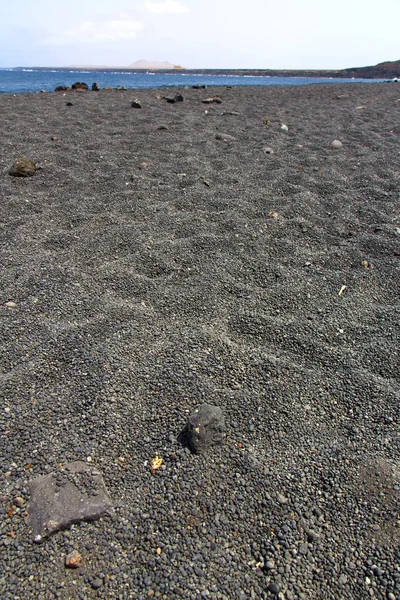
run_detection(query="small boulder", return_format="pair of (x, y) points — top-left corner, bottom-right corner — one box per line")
(186, 403), (226, 454)
(116, 85), (127, 90)
(131, 99), (142, 108)
(264, 146), (274, 154)
(54, 85), (70, 92)
(202, 96), (222, 104)
(192, 83), (206, 89)
(9, 156), (37, 177)
(174, 93), (184, 102)
(103, 85), (113, 90)
(92, 82), (101, 91)
(66, 101), (73, 106)
(163, 96), (177, 103)
(280, 123), (289, 132)
(331, 139), (343, 149)
(72, 82), (89, 90)
(65, 550), (82, 569)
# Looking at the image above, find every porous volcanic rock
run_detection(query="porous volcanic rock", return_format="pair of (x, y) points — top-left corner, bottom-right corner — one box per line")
(186, 404), (226, 454)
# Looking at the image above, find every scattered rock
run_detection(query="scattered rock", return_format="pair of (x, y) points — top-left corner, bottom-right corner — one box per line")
(116, 85), (127, 90)
(331, 139), (343, 149)
(14, 496), (25, 507)
(299, 543), (308, 555)
(91, 577), (103, 590)
(131, 99), (142, 108)
(9, 156), (37, 177)
(307, 529), (320, 542)
(103, 85), (113, 90)
(163, 94), (184, 103)
(277, 493), (288, 504)
(65, 550), (82, 569)
(72, 82), (89, 90)
(66, 102), (73, 106)
(192, 83), (206, 89)
(92, 82), (101, 91)
(222, 110), (239, 116)
(263, 146), (274, 154)
(54, 85), (70, 92)
(202, 97), (222, 104)
(215, 133), (236, 142)
(157, 124), (168, 130)
(280, 123), (289, 132)
(27, 460), (114, 540)
(186, 403), (226, 454)
(362, 260), (369, 268)
(5, 301), (17, 307)
(268, 582), (280, 594)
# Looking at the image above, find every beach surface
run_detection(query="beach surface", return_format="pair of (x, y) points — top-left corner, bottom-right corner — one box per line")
(1, 83), (399, 599)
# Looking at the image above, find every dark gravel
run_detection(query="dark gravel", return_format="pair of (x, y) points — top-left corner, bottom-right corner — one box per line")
(0, 83), (399, 599)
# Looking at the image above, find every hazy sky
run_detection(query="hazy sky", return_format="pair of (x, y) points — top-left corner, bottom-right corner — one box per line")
(1, 0), (399, 69)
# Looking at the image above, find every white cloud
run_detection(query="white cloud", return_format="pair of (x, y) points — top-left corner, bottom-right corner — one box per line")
(144, 0), (189, 14)
(41, 19), (144, 45)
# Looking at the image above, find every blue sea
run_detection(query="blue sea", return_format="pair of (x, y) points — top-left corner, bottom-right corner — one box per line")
(0, 69), (387, 93)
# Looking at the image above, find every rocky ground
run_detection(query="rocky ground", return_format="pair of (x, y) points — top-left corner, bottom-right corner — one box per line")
(0, 83), (399, 599)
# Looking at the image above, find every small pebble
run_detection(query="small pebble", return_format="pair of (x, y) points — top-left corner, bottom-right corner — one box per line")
(65, 550), (82, 569)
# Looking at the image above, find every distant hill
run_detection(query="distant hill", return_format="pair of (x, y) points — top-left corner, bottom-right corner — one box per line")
(128, 60), (182, 70)
(339, 59), (400, 78)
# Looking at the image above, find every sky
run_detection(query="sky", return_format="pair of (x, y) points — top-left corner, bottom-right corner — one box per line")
(1, 0), (399, 70)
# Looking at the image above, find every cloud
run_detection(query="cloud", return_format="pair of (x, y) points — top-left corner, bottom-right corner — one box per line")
(41, 19), (144, 45)
(144, 0), (189, 14)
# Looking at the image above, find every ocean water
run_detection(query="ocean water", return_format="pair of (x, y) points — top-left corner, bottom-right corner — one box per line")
(0, 69), (387, 93)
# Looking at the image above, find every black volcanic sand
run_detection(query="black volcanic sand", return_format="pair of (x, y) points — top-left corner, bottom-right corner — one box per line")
(0, 84), (399, 599)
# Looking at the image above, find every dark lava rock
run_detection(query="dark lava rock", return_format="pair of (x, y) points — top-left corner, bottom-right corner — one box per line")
(72, 82), (89, 90)
(91, 577), (103, 590)
(163, 94), (184, 103)
(54, 85), (70, 92)
(28, 461), (114, 541)
(268, 582), (280, 594)
(92, 82), (101, 91)
(131, 99), (142, 108)
(192, 83), (206, 89)
(8, 156), (37, 177)
(186, 404), (226, 454)
(66, 102), (73, 106)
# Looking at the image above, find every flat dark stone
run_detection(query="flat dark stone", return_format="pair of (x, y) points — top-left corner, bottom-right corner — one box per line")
(28, 461), (114, 541)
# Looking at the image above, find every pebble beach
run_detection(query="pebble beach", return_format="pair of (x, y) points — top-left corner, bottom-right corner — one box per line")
(0, 83), (399, 599)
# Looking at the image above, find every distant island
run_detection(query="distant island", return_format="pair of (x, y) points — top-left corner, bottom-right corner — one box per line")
(64, 60), (184, 70)
(12, 59), (400, 79)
